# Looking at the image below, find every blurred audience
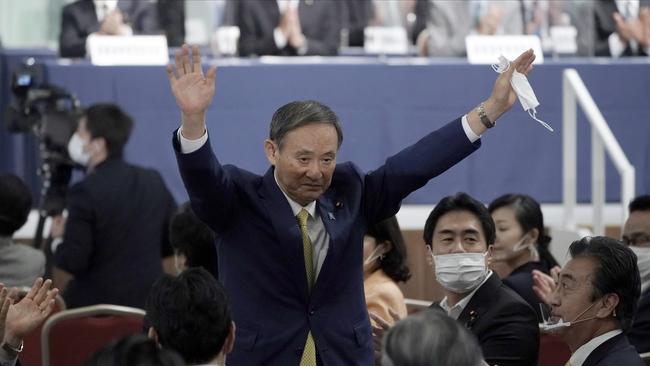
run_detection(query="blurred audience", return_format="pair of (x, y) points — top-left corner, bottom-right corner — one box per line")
(59, 0), (160, 58)
(594, 0), (650, 57)
(418, 0), (524, 57)
(488, 193), (559, 320)
(0, 278), (58, 366)
(0, 174), (45, 288)
(86, 334), (186, 366)
(169, 202), (218, 277)
(50, 103), (176, 309)
(547, 237), (643, 365)
(157, 0), (186, 47)
(364, 216), (410, 325)
(381, 309), (486, 366)
(236, 0), (342, 56)
(146, 268), (235, 366)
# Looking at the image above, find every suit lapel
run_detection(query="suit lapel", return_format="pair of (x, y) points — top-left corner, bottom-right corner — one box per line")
(458, 274), (501, 331)
(582, 334), (628, 366)
(258, 167), (310, 301)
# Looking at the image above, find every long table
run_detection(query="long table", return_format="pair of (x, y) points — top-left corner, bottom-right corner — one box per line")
(2, 52), (649, 205)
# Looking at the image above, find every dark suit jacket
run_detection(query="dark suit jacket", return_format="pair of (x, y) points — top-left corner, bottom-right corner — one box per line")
(503, 261), (548, 321)
(237, 0), (342, 56)
(433, 273), (540, 366)
(582, 333), (644, 366)
(174, 118), (479, 365)
(594, 0), (650, 56)
(54, 158), (176, 309)
(629, 289), (650, 353)
(59, 0), (159, 58)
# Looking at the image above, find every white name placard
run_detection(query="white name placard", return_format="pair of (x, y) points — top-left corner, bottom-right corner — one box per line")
(550, 26), (578, 55)
(87, 35), (168, 66)
(364, 26), (409, 54)
(465, 35), (544, 64)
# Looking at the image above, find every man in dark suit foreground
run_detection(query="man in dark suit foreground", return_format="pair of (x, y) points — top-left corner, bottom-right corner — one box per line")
(166, 45), (536, 365)
(549, 237), (643, 366)
(421, 193), (539, 366)
(51, 104), (176, 309)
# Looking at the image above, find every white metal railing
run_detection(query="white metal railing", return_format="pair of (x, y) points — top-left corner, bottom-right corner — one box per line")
(562, 68), (635, 235)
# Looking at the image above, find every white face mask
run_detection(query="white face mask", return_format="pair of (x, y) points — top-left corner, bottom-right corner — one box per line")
(173, 253), (187, 276)
(630, 246), (650, 293)
(67, 133), (91, 166)
(433, 252), (488, 294)
(540, 301), (599, 332)
(492, 55), (553, 132)
(363, 244), (385, 269)
(493, 234), (539, 262)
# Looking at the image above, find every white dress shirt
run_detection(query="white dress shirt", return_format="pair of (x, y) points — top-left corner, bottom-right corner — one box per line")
(439, 270), (493, 319)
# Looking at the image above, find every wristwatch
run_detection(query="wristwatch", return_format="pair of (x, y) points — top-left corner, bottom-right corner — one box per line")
(2, 340), (23, 358)
(477, 102), (495, 129)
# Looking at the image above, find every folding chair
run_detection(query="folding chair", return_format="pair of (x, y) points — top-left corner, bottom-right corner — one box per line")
(41, 304), (146, 366)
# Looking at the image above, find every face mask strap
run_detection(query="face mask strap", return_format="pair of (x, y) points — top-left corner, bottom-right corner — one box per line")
(527, 109), (554, 132)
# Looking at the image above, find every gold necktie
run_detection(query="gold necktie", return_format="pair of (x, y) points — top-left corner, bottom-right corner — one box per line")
(565, 362), (572, 366)
(296, 209), (316, 365)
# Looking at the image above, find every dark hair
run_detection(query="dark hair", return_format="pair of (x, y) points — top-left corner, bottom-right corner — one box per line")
(383, 309), (483, 366)
(423, 192), (495, 246)
(85, 334), (186, 366)
(269, 100), (343, 149)
(629, 195), (650, 213)
(84, 104), (133, 157)
(367, 216), (411, 283)
(170, 202), (218, 276)
(569, 236), (641, 331)
(145, 268), (232, 364)
(488, 193), (559, 268)
(0, 174), (32, 236)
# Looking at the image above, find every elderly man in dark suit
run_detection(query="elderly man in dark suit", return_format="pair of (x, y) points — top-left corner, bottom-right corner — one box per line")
(166, 45), (536, 365)
(418, 192), (539, 366)
(549, 237), (643, 366)
(59, 0), (159, 58)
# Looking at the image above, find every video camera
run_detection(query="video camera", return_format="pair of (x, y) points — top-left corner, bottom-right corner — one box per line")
(4, 58), (82, 217)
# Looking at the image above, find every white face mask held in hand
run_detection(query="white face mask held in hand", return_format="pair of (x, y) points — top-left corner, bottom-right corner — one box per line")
(492, 55), (553, 132)
(630, 246), (650, 293)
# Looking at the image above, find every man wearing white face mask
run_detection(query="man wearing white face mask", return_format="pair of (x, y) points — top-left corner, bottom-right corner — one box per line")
(412, 192), (537, 366)
(546, 236), (643, 366)
(50, 103), (177, 309)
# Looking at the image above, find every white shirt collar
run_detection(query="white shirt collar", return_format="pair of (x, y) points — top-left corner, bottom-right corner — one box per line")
(439, 270), (493, 319)
(273, 169), (317, 218)
(569, 329), (623, 366)
(277, 0), (299, 13)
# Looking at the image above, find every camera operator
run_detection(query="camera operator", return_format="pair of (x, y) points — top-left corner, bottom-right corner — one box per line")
(49, 103), (176, 309)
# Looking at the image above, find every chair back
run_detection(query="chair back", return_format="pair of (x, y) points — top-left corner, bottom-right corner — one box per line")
(538, 331), (571, 366)
(41, 304), (146, 366)
(16, 287), (66, 366)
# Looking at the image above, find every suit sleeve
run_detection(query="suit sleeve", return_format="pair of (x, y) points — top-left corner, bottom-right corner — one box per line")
(59, 5), (89, 58)
(54, 184), (95, 275)
(173, 131), (237, 233)
(480, 301), (540, 366)
(302, 3), (341, 56)
(362, 118), (479, 224)
(158, 173), (177, 258)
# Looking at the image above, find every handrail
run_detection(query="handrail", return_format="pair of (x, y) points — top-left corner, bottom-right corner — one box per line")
(562, 69), (635, 235)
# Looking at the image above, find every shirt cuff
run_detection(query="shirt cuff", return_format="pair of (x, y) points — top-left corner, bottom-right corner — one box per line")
(274, 27), (288, 49)
(461, 114), (481, 143)
(608, 32), (626, 58)
(177, 126), (208, 154)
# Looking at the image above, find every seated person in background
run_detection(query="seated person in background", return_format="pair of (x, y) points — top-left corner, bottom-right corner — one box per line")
(0, 174), (45, 288)
(488, 193), (559, 320)
(146, 268), (235, 366)
(237, 0), (342, 56)
(624, 195), (650, 353)
(86, 334), (186, 366)
(594, 0), (650, 57)
(418, 0), (524, 57)
(0, 278), (59, 366)
(533, 195), (650, 355)
(59, 0), (160, 58)
(50, 103), (176, 309)
(169, 202), (218, 277)
(364, 216), (410, 323)
(382, 309), (486, 366)
(547, 237), (643, 365)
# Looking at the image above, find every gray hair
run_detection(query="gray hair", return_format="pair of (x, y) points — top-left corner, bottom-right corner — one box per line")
(382, 310), (484, 366)
(269, 100), (343, 149)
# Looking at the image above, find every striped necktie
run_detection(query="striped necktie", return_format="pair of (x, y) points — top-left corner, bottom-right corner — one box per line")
(296, 209), (316, 365)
